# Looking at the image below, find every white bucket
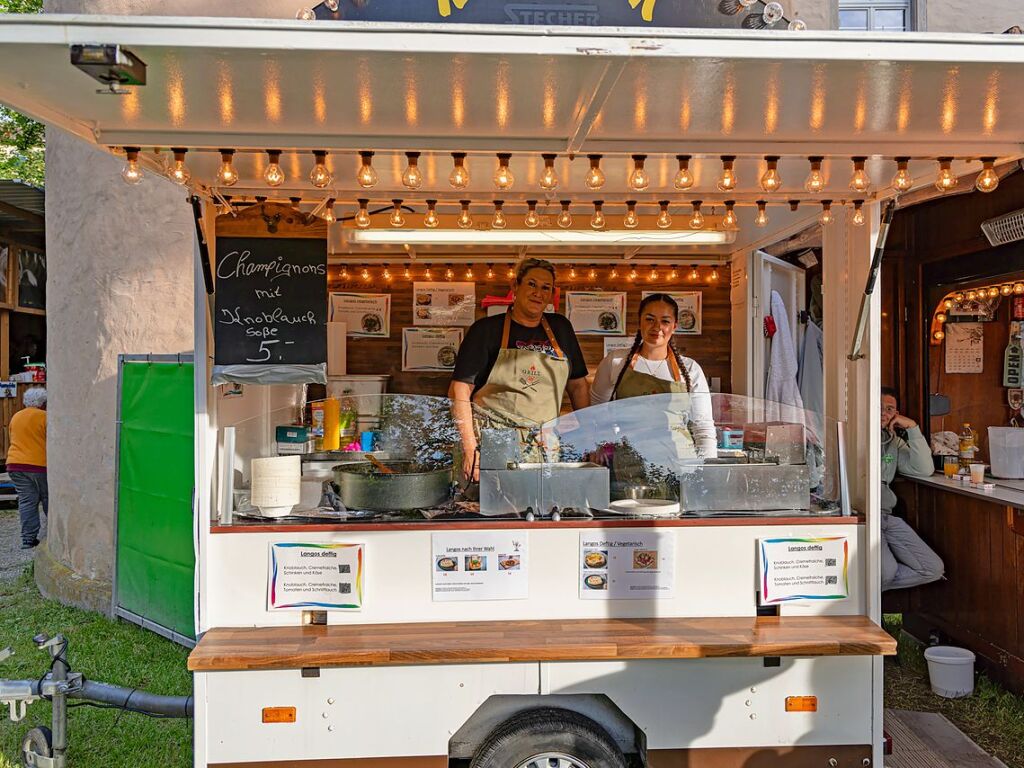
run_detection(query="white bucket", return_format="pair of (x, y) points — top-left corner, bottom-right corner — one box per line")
(924, 646), (976, 698)
(989, 427), (1024, 479)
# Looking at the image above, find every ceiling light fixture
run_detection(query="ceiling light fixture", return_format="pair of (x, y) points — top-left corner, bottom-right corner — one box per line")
(717, 155), (737, 192)
(402, 151), (423, 189)
(457, 200), (473, 229)
(390, 199), (405, 228)
(804, 156), (825, 194)
(216, 148), (238, 187)
(491, 200), (506, 229)
(423, 199), (440, 228)
(586, 154), (605, 190)
(976, 157), (1000, 193)
(449, 152), (470, 189)
(167, 147), (190, 185)
(591, 200), (606, 230)
(310, 150), (332, 188)
(689, 200), (704, 230)
(539, 153), (559, 191)
(357, 151), (378, 188)
(628, 154), (650, 191)
(355, 198), (371, 229)
(557, 200), (573, 229)
(674, 154), (694, 190)
(494, 153), (514, 190)
(657, 201), (672, 229)
(760, 155), (782, 193)
(524, 199), (540, 228)
(849, 156), (871, 193)
(754, 200), (769, 227)
(891, 156), (913, 192)
(934, 157), (958, 192)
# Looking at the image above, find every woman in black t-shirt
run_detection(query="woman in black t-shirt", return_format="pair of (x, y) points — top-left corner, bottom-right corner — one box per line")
(448, 258), (590, 481)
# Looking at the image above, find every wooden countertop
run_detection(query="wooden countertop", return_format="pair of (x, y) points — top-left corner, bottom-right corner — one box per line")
(188, 615), (896, 671)
(907, 473), (1024, 510)
(211, 515), (860, 534)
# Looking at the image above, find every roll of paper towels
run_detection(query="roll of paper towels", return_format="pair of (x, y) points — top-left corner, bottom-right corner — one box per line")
(250, 455), (301, 517)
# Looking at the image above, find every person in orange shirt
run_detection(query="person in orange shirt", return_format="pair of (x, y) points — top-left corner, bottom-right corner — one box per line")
(8, 388), (47, 550)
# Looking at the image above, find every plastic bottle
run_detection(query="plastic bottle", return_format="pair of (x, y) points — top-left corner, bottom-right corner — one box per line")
(311, 398), (341, 452)
(958, 422), (978, 469)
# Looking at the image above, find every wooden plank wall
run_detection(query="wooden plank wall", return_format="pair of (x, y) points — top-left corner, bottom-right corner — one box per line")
(331, 265), (733, 397)
(216, 204), (732, 399)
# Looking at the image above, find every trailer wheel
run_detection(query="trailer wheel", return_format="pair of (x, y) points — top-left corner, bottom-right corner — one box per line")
(470, 708), (626, 768)
(21, 725), (52, 768)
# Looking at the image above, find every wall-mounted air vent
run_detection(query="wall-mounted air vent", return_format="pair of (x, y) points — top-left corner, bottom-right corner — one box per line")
(981, 208), (1024, 247)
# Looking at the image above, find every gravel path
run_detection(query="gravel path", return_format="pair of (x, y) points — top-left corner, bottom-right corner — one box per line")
(0, 506), (46, 581)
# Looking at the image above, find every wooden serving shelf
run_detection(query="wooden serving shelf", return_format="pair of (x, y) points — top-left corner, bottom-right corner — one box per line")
(188, 616), (896, 672)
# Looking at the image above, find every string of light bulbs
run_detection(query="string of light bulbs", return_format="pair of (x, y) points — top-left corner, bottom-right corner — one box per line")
(332, 262), (725, 285)
(930, 280), (1024, 343)
(121, 147), (1004, 198)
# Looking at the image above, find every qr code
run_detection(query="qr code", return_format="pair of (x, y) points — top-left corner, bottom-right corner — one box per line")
(825, 575), (838, 585)
(339, 564), (351, 574)
(338, 582), (351, 594)
(825, 558), (837, 567)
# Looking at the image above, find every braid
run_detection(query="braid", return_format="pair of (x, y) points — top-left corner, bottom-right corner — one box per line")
(668, 338), (692, 392)
(611, 331), (644, 400)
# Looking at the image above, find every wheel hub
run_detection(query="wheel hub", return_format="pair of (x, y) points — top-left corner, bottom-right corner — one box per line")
(516, 752), (593, 768)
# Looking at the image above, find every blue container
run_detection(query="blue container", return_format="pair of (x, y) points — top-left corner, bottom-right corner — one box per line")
(360, 431), (376, 452)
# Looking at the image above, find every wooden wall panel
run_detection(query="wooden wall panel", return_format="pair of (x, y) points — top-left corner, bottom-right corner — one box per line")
(331, 266), (733, 397)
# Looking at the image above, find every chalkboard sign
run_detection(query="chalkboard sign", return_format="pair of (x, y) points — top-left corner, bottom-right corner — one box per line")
(213, 237), (327, 384)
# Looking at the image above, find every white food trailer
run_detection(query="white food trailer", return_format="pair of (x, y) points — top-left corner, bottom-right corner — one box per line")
(1, 11), (1022, 768)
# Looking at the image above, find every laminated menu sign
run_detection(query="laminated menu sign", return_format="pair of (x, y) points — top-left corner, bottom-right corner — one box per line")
(566, 292), (626, 335)
(431, 531), (528, 602)
(267, 542), (364, 611)
(402, 328), (463, 371)
(579, 530), (675, 599)
(329, 292), (391, 338)
(758, 536), (849, 605)
(413, 282), (476, 326)
(642, 291), (702, 335)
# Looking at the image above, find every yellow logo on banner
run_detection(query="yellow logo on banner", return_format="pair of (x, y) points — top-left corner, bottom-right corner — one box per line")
(437, 0), (658, 22)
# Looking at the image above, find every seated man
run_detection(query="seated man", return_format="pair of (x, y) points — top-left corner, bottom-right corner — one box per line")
(880, 386), (944, 591)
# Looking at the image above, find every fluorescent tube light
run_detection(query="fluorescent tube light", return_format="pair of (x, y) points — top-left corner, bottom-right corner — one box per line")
(344, 229), (735, 246)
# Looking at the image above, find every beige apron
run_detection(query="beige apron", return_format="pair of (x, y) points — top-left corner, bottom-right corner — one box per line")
(472, 313), (570, 461)
(611, 353), (697, 496)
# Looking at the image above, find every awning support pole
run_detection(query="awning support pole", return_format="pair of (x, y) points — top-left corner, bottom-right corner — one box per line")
(848, 199), (897, 360)
(190, 195), (214, 296)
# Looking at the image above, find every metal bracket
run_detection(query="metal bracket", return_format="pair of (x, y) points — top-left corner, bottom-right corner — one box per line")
(6, 698), (29, 722)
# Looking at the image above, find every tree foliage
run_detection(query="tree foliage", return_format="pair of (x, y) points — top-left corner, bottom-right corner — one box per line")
(0, 0), (44, 187)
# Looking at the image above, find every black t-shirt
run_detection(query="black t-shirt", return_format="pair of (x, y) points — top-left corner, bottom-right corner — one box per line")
(452, 312), (589, 393)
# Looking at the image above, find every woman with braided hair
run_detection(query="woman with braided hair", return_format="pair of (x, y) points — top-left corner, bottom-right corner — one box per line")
(591, 293), (717, 457)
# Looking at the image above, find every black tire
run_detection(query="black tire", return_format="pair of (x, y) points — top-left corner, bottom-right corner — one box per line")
(21, 725), (52, 768)
(470, 708), (626, 768)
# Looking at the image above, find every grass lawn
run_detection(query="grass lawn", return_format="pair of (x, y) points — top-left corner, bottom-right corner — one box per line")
(884, 615), (1024, 768)
(0, 566), (192, 768)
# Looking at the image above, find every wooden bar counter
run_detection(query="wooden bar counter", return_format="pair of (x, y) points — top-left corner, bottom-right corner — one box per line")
(894, 473), (1024, 695)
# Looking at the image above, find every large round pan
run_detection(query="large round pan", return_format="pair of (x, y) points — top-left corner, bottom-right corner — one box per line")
(332, 460), (453, 511)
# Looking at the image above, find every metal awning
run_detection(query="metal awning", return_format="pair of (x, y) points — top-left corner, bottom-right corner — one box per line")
(0, 15), (1022, 255)
(0, 180), (44, 236)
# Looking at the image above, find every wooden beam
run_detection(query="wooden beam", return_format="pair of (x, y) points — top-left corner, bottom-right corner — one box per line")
(0, 200), (43, 228)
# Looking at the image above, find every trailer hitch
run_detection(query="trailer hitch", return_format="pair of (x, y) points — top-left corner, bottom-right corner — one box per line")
(1, 632), (193, 768)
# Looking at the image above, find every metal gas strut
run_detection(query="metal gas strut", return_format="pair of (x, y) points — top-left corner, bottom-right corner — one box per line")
(1, 633), (192, 768)
(849, 198), (898, 361)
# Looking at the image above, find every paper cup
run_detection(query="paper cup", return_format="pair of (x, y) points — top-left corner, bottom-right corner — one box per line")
(969, 463), (986, 484)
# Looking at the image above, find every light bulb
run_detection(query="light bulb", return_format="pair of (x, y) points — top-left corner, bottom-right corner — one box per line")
(987, 287), (1000, 299)
(491, 202), (506, 229)
(557, 201), (572, 229)
(648, 268), (658, 281)
(357, 151), (378, 188)
(710, 267), (720, 281)
(121, 147), (144, 185)
(610, 267), (619, 279)
(628, 268), (638, 282)
(762, 1), (784, 24)
(674, 155), (694, 190)
(296, 7), (316, 20)
(167, 148), (190, 185)
(820, 200), (834, 225)
(891, 157), (913, 192)
(717, 156), (737, 192)
(445, 266), (455, 280)
(954, 293), (964, 302)
(390, 200), (405, 228)
(402, 152), (422, 190)
(669, 266), (678, 280)
(976, 157), (999, 193)
(754, 201), (769, 227)
(493, 153), (514, 190)
(722, 201), (737, 229)
(539, 153), (559, 191)
(935, 312), (947, 324)
(804, 156), (825, 194)
(591, 202), (606, 230)
(458, 200), (473, 229)
(589, 267), (597, 280)
(383, 265), (392, 281)
(404, 267), (412, 279)
(965, 290), (976, 301)
(507, 266), (516, 279)
(849, 156), (871, 193)
(486, 264), (495, 279)
(943, 298), (954, 309)
(1000, 284), (1012, 296)
(624, 201), (639, 229)
(322, 199), (336, 223)
(466, 266), (474, 279)
(689, 265), (699, 281)
(324, 0), (339, 10)
(934, 330), (945, 341)
(934, 157), (957, 192)
(760, 156), (782, 193)
(788, 18), (807, 30)
(586, 155), (605, 190)
(657, 201), (672, 229)
(570, 266), (578, 279)
(361, 266), (370, 281)
(423, 200), (440, 228)
(424, 268), (433, 280)
(216, 149), (238, 186)
(309, 150), (332, 188)
(340, 266), (350, 279)
(449, 152), (470, 189)
(263, 150), (284, 187)
(355, 199), (371, 229)
(1014, 283), (1024, 295)
(851, 201), (866, 226)
(524, 200), (540, 228)
(628, 154), (649, 191)
(689, 201), (704, 230)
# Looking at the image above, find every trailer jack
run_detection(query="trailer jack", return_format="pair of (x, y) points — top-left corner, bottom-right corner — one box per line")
(0, 633), (193, 768)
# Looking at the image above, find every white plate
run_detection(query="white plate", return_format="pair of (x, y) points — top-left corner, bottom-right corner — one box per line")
(607, 499), (681, 517)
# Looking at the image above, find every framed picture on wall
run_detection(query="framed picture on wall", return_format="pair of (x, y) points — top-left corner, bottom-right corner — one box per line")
(642, 291), (702, 335)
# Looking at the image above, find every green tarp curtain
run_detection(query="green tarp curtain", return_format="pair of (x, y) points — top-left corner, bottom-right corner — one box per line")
(116, 360), (195, 640)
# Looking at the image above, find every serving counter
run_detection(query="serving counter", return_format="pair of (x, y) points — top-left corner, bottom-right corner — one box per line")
(894, 473), (1024, 695)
